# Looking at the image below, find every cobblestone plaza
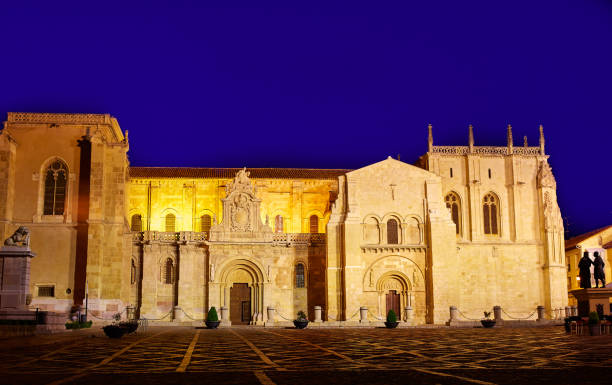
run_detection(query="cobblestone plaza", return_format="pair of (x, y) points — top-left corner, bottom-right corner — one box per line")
(0, 326), (610, 384)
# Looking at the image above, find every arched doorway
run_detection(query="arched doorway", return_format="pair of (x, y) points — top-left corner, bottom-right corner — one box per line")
(218, 259), (266, 325)
(377, 272), (412, 321)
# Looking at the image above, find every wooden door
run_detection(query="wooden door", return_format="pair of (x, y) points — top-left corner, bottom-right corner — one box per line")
(386, 290), (400, 320)
(230, 283), (251, 325)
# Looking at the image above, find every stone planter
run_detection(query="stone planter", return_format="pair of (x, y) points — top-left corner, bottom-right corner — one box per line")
(384, 321), (399, 329)
(588, 324), (601, 336)
(103, 325), (126, 338)
(293, 320), (309, 329)
(119, 321), (139, 334)
(205, 320), (220, 329)
(480, 319), (496, 328)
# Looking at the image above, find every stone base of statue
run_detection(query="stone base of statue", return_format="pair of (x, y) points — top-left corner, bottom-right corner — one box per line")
(0, 246), (36, 311)
(570, 288), (612, 318)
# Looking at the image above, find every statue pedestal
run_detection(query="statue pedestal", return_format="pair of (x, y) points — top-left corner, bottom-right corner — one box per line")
(570, 288), (612, 318)
(0, 246), (36, 310)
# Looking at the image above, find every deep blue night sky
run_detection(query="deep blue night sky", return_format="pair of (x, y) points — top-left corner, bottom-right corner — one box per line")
(1, 1), (611, 237)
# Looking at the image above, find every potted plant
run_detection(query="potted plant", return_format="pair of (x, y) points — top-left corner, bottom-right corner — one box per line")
(588, 311), (600, 336)
(205, 306), (220, 329)
(293, 310), (309, 329)
(384, 310), (399, 329)
(480, 311), (496, 328)
(103, 313), (126, 338)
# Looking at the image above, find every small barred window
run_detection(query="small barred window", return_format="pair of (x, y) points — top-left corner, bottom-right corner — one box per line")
(165, 213), (176, 232)
(387, 219), (399, 244)
(309, 215), (319, 233)
(38, 285), (55, 297)
(295, 263), (305, 288)
(275, 215), (284, 233)
(201, 214), (212, 232)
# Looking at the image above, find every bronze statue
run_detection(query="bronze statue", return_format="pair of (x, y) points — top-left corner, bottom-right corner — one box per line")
(578, 251), (592, 289)
(593, 251), (606, 288)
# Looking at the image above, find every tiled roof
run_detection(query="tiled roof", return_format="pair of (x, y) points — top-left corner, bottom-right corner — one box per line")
(565, 225), (612, 250)
(129, 167), (351, 180)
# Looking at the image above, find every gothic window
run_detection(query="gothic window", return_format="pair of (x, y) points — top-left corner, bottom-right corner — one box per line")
(387, 219), (399, 244)
(309, 215), (319, 233)
(165, 213), (176, 232)
(163, 258), (174, 284)
(43, 160), (68, 215)
(295, 263), (305, 288)
(201, 214), (212, 232)
(483, 193), (500, 235)
(275, 215), (284, 233)
(445, 192), (461, 235)
(130, 259), (137, 285)
(130, 214), (142, 232)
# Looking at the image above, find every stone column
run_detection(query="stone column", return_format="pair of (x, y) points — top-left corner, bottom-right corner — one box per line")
(220, 306), (229, 326)
(267, 306), (275, 323)
(359, 306), (368, 323)
(404, 306), (413, 322)
(314, 305), (322, 322)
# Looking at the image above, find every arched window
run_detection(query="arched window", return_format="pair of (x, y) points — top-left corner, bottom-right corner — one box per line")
(43, 160), (68, 215)
(130, 214), (142, 232)
(165, 213), (176, 232)
(483, 193), (499, 235)
(387, 219), (399, 244)
(275, 215), (284, 233)
(163, 258), (174, 284)
(295, 263), (305, 288)
(130, 259), (137, 285)
(201, 214), (212, 232)
(445, 193), (461, 235)
(309, 215), (319, 233)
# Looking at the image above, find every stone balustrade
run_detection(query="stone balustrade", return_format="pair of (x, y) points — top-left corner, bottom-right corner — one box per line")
(132, 231), (325, 246)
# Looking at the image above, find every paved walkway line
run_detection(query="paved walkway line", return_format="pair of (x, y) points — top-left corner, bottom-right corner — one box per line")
(6, 340), (84, 369)
(46, 330), (167, 385)
(412, 368), (497, 385)
(261, 330), (371, 366)
(254, 370), (276, 385)
(176, 329), (201, 372)
(229, 329), (286, 371)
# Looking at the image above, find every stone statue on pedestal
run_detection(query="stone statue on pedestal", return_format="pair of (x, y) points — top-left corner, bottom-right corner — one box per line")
(578, 251), (593, 289)
(593, 251), (606, 288)
(3, 226), (30, 248)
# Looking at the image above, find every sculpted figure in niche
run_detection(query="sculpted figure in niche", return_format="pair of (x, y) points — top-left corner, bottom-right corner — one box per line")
(230, 193), (252, 231)
(593, 251), (606, 288)
(578, 251), (592, 289)
(4, 226), (30, 247)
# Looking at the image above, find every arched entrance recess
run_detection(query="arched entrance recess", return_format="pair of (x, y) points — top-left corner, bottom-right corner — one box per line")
(218, 259), (265, 325)
(376, 272), (412, 321)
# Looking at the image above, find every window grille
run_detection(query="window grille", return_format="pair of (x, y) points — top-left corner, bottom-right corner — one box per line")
(38, 286), (55, 297)
(483, 193), (499, 235)
(445, 193), (461, 235)
(387, 219), (399, 244)
(295, 263), (305, 288)
(201, 214), (212, 232)
(165, 213), (176, 232)
(43, 160), (68, 215)
(309, 215), (319, 233)
(275, 215), (283, 233)
(164, 258), (174, 284)
(131, 214), (142, 232)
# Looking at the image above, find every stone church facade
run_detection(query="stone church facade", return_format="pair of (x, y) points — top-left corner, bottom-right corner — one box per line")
(0, 113), (568, 324)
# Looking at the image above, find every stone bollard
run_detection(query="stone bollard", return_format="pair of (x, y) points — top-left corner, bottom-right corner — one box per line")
(537, 305), (545, 321)
(267, 306), (275, 323)
(359, 306), (368, 323)
(565, 306), (571, 318)
(449, 306), (458, 322)
(220, 306), (229, 321)
(405, 306), (413, 322)
(493, 306), (502, 321)
(571, 306), (578, 317)
(314, 306), (322, 322)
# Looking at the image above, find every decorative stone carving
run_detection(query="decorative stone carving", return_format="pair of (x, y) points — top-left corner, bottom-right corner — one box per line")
(4, 227), (30, 248)
(209, 168), (272, 241)
(537, 161), (556, 189)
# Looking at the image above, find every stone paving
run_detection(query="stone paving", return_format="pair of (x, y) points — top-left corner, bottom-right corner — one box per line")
(0, 326), (611, 384)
